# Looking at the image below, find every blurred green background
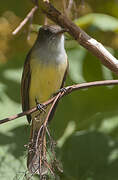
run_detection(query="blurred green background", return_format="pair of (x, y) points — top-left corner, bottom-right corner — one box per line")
(0, 0), (118, 179)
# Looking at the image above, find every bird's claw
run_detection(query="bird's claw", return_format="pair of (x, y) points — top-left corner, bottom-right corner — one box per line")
(59, 87), (67, 93)
(53, 87), (67, 96)
(37, 103), (46, 113)
(35, 97), (46, 113)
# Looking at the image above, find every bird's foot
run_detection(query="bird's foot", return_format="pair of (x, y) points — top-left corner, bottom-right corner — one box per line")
(35, 97), (46, 113)
(59, 87), (67, 93)
(53, 87), (67, 96)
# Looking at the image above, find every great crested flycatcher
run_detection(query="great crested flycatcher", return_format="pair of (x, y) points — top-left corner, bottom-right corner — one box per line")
(21, 25), (68, 174)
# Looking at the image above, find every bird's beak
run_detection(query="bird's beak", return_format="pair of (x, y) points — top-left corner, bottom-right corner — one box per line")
(56, 28), (68, 35)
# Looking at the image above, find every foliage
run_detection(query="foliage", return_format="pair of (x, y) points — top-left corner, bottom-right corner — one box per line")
(0, 0), (118, 179)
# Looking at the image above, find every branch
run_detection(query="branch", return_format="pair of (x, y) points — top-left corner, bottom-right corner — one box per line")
(12, 5), (38, 35)
(12, 1), (118, 74)
(38, 0), (118, 75)
(0, 96), (55, 125)
(1, 79), (118, 125)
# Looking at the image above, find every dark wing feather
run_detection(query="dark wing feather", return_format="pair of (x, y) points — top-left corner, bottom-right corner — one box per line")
(61, 60), (69, 89)
(21, 52), (31, 123)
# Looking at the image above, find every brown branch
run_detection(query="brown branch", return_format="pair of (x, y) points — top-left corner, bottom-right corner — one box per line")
(12, 5), (38, 35)
(0, 96), (55, 125)
(67, 0), (73, 12)
(1, 79), (118, 125)
(39, 0), (118, 75)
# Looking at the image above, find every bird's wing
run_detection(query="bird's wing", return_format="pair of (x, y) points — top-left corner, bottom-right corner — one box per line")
(21, 52), (31, 123)
(21, 52), (68, 123)
(61, 59), (69, 88)
(48, 58), (69, 122)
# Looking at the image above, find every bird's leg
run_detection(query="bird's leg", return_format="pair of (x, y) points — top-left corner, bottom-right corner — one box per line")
(35, 97), (46, 113)
(59, 87), (67, 93)
(53, 87), (67, 96)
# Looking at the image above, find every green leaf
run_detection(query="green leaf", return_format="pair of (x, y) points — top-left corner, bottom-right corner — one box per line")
(61, 131), (118, 180)
(0, 54), (29, 179)
(67, 45), (87, 83)
(75, 13), (118, 31)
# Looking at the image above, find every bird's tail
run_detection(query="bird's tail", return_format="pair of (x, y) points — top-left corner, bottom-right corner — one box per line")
(27, 109), (49, 175)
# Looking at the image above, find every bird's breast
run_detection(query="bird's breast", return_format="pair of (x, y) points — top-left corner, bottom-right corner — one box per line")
(29, 56), (67, 108)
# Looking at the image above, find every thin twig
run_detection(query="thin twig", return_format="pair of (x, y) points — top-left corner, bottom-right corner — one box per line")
(44, 92), (61, 127)
(1, 79), (118, 124)
(67, 0), (73, 12)
(43, 160), (55, 176)
(36, 92), (62, 176)
(0, 96), (55, 124)
(12, 6), (38, 35)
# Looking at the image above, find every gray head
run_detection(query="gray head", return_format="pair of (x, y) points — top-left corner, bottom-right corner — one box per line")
(33, 25), (67, 64)
(36, 25), (67, 51)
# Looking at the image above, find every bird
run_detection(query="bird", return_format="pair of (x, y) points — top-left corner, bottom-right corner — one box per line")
(21, 25), (68, 175)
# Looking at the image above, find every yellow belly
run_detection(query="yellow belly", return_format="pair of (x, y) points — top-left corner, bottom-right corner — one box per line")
(29, 58), (67, 108)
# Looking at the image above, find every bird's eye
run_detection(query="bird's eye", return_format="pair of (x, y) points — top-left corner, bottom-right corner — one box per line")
(45, 29), (52, 36)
